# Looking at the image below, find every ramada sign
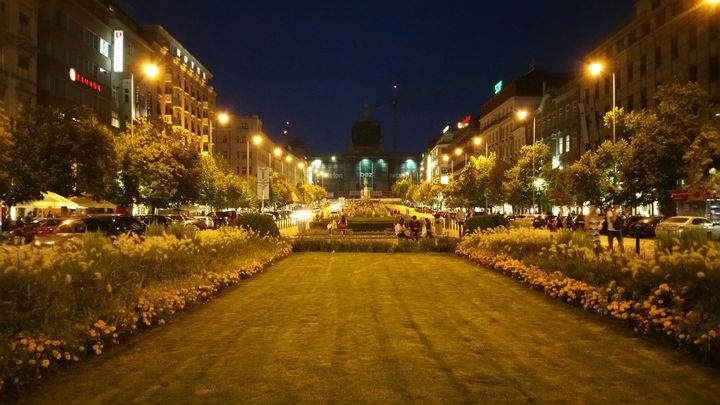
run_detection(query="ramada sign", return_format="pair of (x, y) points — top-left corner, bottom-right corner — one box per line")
(69, 68), (102, 92)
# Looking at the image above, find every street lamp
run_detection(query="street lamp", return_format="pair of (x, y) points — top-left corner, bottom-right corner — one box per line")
(517, 109), (538, 213)
(246, 134), (263, 175)
(588, 62), (616, 143)
(130, 63), (159, 135)
(210, 112), (230, 158)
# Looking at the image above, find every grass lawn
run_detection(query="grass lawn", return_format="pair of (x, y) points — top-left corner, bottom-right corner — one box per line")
(14, 253), (720, 403)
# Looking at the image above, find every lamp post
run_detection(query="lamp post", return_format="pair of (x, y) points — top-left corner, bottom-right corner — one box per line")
(214, 112), (230, 160)
(247, 134), (262, 176)
(130, 63), (159, 136)
(517, 109), (537, 214)
(588, 62), (616, 144)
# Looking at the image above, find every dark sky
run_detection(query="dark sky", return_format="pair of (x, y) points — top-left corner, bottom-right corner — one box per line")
(121, 0), (635, 154)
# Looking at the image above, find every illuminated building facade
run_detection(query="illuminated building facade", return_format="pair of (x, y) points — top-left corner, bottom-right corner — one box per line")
(141, 25), (216, 154)
(309, 106), (421, 198)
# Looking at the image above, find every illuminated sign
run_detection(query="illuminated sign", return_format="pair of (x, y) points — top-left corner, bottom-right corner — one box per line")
(443, 125), (450, 133)
(457, 115), (471, 129)
(113, 30), (124, 72)
(494, 80), (503, 94)
(69, 68), (102, 92)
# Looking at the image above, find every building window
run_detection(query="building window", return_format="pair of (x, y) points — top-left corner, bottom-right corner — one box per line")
(627, 95), (634, 111)
(18, 54), (29, 70)
(671, 36), (678, 60)
(710, 21), (719, 41)
(19, 12), (30, 37)
(689, 26), (697, 50)
(689, 65), (698, 82)
(627, 61), (634, 83)
(111, 111), (120, 128)
(710, 57), (719, 83)
(655, 46), (662, 68)
(641, 89), (648, 109)
(640, 54), (647, 75)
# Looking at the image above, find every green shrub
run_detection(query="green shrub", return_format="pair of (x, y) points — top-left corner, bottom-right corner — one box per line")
(310, 220), (395, 232)
(656, 227), (710, 252)
(292, 237), (457, 253)
(465, 215), (509, 234)
(234, 213), (280, 237)
(144, 222), (165, 237)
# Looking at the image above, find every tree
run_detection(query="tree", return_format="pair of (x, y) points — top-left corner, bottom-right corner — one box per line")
(566, 139), (629, 207)
(0, 105), (14, 201)
(683, 125), (720, 195)
(3, 106), (117, 205)
(391, 178), (412, 200)
(113, 119), (197, 210)
(296, 183), (327, 204)
(614, 81), (713, 215)
(503, 143), (552, 212)
(410, 181), (443, 208)
(445, 154), (495, 210)
(269, 172), (295, 208)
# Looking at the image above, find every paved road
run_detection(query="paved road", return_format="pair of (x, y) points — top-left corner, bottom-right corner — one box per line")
(17, 253), (720, 403)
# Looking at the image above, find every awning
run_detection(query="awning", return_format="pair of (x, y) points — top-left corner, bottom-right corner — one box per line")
(69, 195), (117, 210)
(14, 192), (85, 210)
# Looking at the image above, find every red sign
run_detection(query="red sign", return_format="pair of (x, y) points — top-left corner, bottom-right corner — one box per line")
(68, 68), (102, 93)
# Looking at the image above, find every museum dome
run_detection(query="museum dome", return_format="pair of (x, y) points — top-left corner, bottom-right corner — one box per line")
(351, 104), (383, 151)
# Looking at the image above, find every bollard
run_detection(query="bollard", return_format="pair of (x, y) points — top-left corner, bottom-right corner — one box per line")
(635, 235), (640, 255)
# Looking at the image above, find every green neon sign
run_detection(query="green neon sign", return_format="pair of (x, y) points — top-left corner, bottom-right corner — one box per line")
(494, 80), (503, 94)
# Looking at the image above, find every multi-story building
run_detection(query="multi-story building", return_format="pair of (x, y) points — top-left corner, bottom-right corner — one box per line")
(426, 128), (454, 184)
(581, 0), (720, 151)
(36, 0), (163, 131)
(213, 113), (307, 183)
(0, 0), (38, 119)
(141, 25), (216, 154)
(532, 79), (581, 169)
(472, 69), (571, 163)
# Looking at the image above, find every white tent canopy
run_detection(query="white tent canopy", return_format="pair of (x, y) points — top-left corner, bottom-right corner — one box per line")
(14, 192), (84, 210)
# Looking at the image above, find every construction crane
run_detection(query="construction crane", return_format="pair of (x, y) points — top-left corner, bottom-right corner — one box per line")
(373, 74), (487, 153)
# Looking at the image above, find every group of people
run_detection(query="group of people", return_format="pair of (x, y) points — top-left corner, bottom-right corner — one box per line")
(394, 215), (433, 240)
(584, 204), (625, 254)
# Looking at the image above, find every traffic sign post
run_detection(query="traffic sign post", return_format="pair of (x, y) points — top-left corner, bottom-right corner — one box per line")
(257, 167), (270, 212)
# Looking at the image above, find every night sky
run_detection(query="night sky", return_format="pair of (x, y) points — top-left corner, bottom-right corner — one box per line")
(121, 1), (635, 154)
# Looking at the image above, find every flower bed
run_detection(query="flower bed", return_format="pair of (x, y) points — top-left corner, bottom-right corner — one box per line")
(0, 227), (291, 394)
(456, 227), (720, 364)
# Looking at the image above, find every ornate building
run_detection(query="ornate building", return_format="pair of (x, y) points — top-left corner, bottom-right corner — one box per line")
(309, 106), (420, 198)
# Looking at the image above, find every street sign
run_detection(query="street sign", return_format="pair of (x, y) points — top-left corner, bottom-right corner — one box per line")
(257, 167), (270, 200)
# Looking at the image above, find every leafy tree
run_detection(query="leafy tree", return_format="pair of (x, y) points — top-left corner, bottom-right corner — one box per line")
(224, 174), (254, 209)
(296, 183), (327, 204)
(391, 178), (412, 200)
(269, 171), (295, 208)
(113, 119), (196, 210)
(683, 125), (720, 195)
(547, 167), (576, 208)
(613, 81), (713, 214)
(445, 154), (495, 210)
(197, 155), (227, 209)
(3, 106), (117, 205)
(503, 143), (552, 212)
(410, 181), (443, 207)
(0, 105), (14, 201)
(566, 139), (629, 207)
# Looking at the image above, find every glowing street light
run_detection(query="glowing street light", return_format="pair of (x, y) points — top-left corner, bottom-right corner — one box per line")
(217, 112), (230, 125)
(587, 61), (616, 143)
(143, 63), (159, 79)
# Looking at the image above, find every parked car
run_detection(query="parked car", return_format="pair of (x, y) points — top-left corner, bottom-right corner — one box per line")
(161, 214), (208, 229)
(33, 215), (146, 247)
(138, 215), (175, 227)
(628, 216), (664, 238)
(622, 215), (644, 235)
(532, 215), (547, 229)
(11, 218), (63, 244)
(194, 216), (215, 229)
(654, 216), (720, 240)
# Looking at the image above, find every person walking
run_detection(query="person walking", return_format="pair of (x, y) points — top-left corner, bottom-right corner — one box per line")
(424, 218), (433, 238)
(606, 204), (625, 253)
(585, 204), (602, 256)
(456, 209), (467, 238)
